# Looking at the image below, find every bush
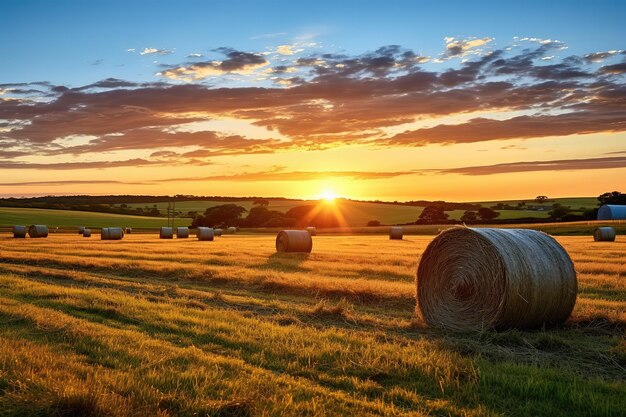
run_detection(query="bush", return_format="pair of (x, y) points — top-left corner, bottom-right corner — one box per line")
(367, 220), (381, 227)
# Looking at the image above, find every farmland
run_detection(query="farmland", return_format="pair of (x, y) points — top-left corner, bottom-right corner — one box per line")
(0, 233), (624, 416)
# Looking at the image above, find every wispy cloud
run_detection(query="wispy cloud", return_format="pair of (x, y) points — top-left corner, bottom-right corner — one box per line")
(139, 47), (174, 56)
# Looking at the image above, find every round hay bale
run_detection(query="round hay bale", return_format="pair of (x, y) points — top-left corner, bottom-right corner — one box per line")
(226, 226), (237, 234)
(12, 225), (27, 238)
(101, 227), (124, 240)
(28, 225), (49, 238)
(214, 228), (223, 236)
(83, 229), (92, 238)
(389, 226), (403, 240)
(197, 227), (214, 241)
(176, 227), (189, 238)
(416, 227), (577, 331)
(276, 230), (312, 253)
(78, 226), (85, 235)
(125, 227), (132, 234)
(160, 227), (174, 239)
(594, 227), (616, 242)
(306, 226), (317, 236)
(597, 204), (626, 220)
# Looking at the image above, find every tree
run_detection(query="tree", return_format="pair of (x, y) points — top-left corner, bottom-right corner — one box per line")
(549, 205), (570, 220)
(149, 208), (161, 216)
(478, 207), (500, 221)
(192, 204), (247, 227)
(417, 206), (448, 224)
(598, 191), (626, 205)
(367, 220), (381, 227)
(253, 199), (270, 207)
(460, 211), (478, 222)
(535, 196), (549, 204)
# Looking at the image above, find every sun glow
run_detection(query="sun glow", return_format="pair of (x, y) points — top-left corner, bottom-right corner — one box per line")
(320, 190), (337, 203)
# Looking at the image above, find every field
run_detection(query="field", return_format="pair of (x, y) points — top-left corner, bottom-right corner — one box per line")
(0, 234), (624, 416)
(0, 207), (167, 229)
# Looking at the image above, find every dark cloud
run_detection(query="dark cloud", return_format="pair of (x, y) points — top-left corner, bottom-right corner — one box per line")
(440, 156), (626, 176)
(0, 158), (166, 170)
(599, 63), (626, 75)
(0, 179), (149, 186)
(160, 47), (268, 80)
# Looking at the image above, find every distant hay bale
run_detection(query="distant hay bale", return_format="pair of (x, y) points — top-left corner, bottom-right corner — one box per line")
(28, 225), (49, 238)
(214, 228), (223, 236)
(160, 227), (174, 239)
(306, 226), (317, 236)
(226, 226), (237, 234)
(101, 227), (124, 240)
(417, 227), (577, 331)
(276, 230), (313, 253)
(594, 227), (616, 242)
(125, 227), (132, 234)
(12, 225), (27, 238)
(176, 227), (189, 238)
(78, 226), (85, 235)
(597, 204), (626, 220)
(83, 229), (92, 237)
(197, 227), (214, 241)
(389, 226), (403, 240)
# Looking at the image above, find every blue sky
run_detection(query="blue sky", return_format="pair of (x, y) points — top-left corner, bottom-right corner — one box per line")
(2, 0), (625, 85)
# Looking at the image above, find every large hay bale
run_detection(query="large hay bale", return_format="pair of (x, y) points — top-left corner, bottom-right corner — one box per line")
(176, 227), (189, 238)
(28, 225), (49, 238)
(214, 228), (223, 236)
(125, 227), (132, 234)
(101, 227), (124, 240)
(594, 227), (616, 242)
(160, 227), (174, 239)
(12, 225), (27, 238)
(416, 227), (577, 331)
(83, 229), (92, 238)
(306, 226), (317, 236)
(78, 226), (85, 235)
(197, 227), (214, 241)
(276, 230), (312, 253)
(597, 204), (626, 220)
(389, 226), (403, 240)
(226, 226), (237, 234)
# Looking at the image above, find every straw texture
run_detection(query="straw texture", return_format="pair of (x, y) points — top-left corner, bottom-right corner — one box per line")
(197, 227), (214, 241)
(12, 225), (27, 238)
(276, 230), (313, 253)
(28, 225), (49, 238)
(416, 227), (577, 331)
(389, 227), (403, 240)
(594, 227), (616, 242)
(160, 227), (174, 239)
(176, 227), (189, 238)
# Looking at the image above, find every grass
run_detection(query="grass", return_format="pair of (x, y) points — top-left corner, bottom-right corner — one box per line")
(0, 234), (624, 416)
(0, 207), (168, 229)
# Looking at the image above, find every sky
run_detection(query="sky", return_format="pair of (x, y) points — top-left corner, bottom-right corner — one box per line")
(1, 0), (625, 201)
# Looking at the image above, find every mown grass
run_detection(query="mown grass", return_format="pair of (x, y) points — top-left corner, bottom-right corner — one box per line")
(0, 234), (624, 416)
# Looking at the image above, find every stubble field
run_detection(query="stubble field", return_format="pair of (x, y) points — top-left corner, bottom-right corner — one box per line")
(0, 233), (624, 416)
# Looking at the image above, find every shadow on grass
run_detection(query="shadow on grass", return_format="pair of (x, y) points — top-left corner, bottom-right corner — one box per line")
(259, 252), (311, 272)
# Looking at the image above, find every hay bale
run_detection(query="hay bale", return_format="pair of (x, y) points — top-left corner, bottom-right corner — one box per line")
(101, 227), (124, 240)
(594, 227), (616, 242)
(597, 204), (626, 220)
(276, 230), (312, 253)
(389, 226), (403, 240)
(197, 227), (214, 241)
(306, 226), (317, 236)
(214, 228), (223, 236)
(12, 225), (26, 238)
(28, 225), (49, 238)
(176, 227), (189, 238)
(125, 227), (132, 234)
(83, 229), (92, 238)
(226, 226), (237, 234)
(416, 227), (577, 331)
(160, 227), (174, 239)
(78, 227), (85, 235)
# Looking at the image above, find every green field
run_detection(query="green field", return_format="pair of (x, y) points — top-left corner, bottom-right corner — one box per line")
(0, 208), (169, 229)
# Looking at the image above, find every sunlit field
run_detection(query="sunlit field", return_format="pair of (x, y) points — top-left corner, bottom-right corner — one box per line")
(0, 234), (624, 416)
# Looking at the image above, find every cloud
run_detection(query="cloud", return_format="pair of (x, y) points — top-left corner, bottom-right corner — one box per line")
(0, 158), (169, 170)
(154, 170), (417, 183)
(584, 50), (622, 63)
(139, 47), (173, 56)
(599, 63), (626, 75)
(276, 45), (302, 55)
(0, 179), (149, 186)
(187, 53), (203, 58)
(159, 47), (269, 80)
(444, 36), (494, 57)
(439, 156), (626, 176)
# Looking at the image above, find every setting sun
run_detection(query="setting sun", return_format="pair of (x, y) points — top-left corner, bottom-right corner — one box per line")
(320, 190), (338, 202)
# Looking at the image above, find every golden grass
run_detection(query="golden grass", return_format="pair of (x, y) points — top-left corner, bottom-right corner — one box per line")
(0, 234), (624, 416)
